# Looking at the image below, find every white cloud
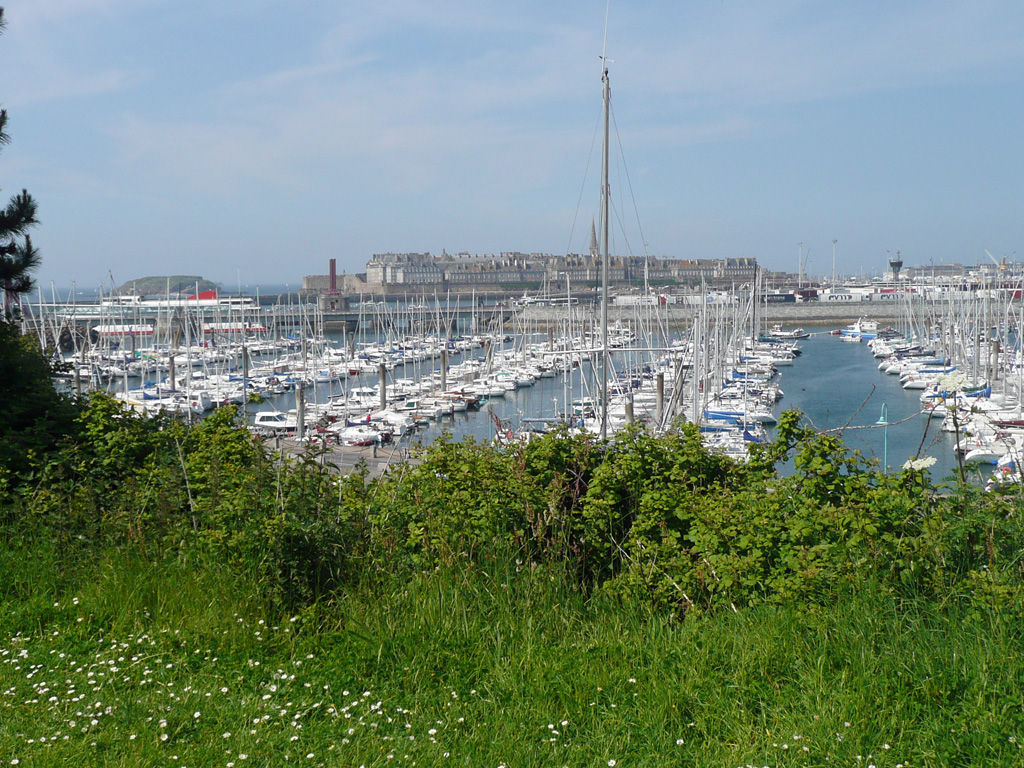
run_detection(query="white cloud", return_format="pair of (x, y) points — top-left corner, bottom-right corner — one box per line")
(11, 0), (144, 25)
(1, 1), (152, 107)
(627, 1), (1024, 109)
(88, 3), (600, 202)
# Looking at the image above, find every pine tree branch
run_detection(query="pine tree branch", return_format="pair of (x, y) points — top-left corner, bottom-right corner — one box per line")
(0, 190), (38, 236)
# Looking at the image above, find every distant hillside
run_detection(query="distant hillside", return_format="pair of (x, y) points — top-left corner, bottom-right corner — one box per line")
(115, 276), (221, 298)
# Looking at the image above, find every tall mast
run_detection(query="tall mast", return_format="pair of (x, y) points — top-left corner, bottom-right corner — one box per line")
(600, 60), (610, 439)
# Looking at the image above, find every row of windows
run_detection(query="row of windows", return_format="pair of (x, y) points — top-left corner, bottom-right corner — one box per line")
(349, 257), (759, 288)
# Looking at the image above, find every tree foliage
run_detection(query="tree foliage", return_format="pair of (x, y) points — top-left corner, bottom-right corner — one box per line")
(0, 318), (78, 483)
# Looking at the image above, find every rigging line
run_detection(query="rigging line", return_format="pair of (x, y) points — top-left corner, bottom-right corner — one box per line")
(565, 109), (604, 257)
(609, 188), (636, 260)
(610, 102), (650, 259)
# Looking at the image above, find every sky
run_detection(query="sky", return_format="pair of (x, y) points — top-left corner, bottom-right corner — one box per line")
(2, 0), (1023, 291)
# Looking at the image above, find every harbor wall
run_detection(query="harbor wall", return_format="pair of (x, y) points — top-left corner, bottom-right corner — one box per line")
(752, 302), (900, 326)
(321, 297), (1021, 333)
(518, 300), (908, 328)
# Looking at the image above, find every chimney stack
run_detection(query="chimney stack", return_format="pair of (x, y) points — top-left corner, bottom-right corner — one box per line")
(329, 258), (337, 291)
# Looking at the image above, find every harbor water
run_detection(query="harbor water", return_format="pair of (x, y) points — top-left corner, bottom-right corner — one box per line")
(250, 325), (968, 481)
(768, 329), (962, 480)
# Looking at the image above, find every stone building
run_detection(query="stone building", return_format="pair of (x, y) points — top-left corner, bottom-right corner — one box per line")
(303, 251), (758, 303)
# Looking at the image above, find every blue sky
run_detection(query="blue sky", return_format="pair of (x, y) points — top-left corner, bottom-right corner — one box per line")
(2, 0), (1022, 291)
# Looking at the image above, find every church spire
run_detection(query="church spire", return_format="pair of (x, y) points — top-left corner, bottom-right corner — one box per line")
(589, 219), (599, 259)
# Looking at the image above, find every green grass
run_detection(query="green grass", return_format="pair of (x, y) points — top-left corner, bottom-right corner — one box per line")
(2, 547), (1023, 768)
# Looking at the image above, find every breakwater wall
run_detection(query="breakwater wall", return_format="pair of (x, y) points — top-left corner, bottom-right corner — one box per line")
(320, 296), (1021, 334)
(519, 300), (905, 328)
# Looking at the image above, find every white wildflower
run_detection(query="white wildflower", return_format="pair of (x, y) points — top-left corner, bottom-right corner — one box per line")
(902, 456), (937, 471)
(938, 371), (968, 392)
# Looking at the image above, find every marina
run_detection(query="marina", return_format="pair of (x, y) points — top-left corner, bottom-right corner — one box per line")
(21, 277), (1024, 488)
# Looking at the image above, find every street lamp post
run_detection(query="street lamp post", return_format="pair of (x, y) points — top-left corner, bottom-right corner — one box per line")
(798, 242), (803, 289)
(832, 239), (837, 287)
(875, 403), (889, 471)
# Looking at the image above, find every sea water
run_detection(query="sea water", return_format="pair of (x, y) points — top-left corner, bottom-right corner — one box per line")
(254, 325), (974, 483)
(769, 329), (963, 481)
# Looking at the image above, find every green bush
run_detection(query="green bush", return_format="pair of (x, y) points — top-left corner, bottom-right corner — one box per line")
(370, 436), (534, 569)
(4, 395), (1023, 620)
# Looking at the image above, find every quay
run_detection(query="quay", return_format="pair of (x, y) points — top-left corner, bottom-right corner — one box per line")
(263, 437), (421, 480)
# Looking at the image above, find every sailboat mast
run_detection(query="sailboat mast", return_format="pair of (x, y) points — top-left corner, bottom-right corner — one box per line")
(600, 62), (611, 439)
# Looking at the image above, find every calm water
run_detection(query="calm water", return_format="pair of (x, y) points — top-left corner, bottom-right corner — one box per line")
(770, 329), (962, 480)
(253, 326), (971, 481)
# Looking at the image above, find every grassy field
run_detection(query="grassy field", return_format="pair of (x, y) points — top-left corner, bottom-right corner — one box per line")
(3, 546), (1022, 768)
